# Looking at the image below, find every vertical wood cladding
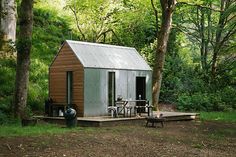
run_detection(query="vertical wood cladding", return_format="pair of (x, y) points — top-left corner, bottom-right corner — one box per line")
(49, 43), (84, 116)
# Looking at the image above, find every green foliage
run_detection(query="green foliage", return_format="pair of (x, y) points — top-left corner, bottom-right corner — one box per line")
(65, 0), (156, 49)
(177, 87), (236, 112)
(0, 123), (77, 137)
(0, 58), (15, 123)
(200, 112), (236, 123)
(27, 7), (71, 113)
(140, 41), (156, 67)
(220, 86), (236, 110)
(141, 27), (235, 112)
(177, 93), (213, 111)
(113, 0), (156, 49)
(0, 4), (72, 121)
(16, 38), (32, 53)
(0, 0), (235, 123)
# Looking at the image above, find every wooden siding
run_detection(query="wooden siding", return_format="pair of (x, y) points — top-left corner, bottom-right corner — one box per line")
(49, 43), (84, 117)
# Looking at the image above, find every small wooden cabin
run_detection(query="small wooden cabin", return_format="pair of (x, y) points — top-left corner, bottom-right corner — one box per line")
(49, 40), (152, 117)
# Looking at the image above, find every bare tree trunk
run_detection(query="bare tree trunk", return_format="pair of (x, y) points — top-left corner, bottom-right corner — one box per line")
(14, 0), (33, 119)
(0, 0), (16, 51)
(200, 7), (206, 70)
(198, 6), (210, 71)
(211, 0), (227, 79)
(152, 0), (176, 110)
(204, 3), (212, 72)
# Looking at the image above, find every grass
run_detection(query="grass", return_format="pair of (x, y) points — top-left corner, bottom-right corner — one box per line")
(0, 123), (80, 137)
(1, 111), (235, 137)
(200, 111), (236, 122)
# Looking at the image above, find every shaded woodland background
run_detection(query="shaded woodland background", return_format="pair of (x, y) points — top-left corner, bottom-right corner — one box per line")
(0, 0), (235, 123)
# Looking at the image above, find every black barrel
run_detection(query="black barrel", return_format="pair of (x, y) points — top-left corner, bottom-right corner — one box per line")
(64, 108), (77, 128)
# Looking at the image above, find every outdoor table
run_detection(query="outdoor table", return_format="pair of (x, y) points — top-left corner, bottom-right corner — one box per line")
(115, 100), (153, 117)
(127, 100), (153, 116)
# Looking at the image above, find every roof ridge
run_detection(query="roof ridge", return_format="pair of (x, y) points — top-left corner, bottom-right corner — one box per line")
(66, 40), (135, 50)
(65, 40), (152, 71)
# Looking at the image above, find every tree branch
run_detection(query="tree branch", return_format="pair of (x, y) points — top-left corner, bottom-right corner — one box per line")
(220, 23), (236, 47)
(96, 29), (123, 45)
(69, 6), (86, 41)
(96, 29), (113, 40)
(150, 0), (159, 36)
(225, 14), (236, 24)
(174, 25), (201, 43)
(217, 56), (236, 74)
(176, 1), (222, 12)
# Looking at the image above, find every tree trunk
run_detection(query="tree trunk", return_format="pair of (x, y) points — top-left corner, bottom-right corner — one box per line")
(0, 0), (16, 51)
(199, 7), (206, 70)
(198, 6), (210, 72)
(211, 0), (226, 80)
(152, 0), (176, 110)
(211, 0), (235, 80)
(14, 0), (33, 119)
(204, 3), (212, 72)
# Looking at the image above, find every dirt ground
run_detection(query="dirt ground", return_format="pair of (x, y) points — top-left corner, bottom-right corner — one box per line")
(0, 121), (236, 157)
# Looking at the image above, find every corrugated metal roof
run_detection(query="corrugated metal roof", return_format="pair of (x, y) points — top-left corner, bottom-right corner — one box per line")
(66, 40), (152, 71)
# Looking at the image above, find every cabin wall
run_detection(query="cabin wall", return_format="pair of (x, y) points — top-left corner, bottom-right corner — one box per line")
(83, 68), (152, 117)
(49, 43), (84, 117)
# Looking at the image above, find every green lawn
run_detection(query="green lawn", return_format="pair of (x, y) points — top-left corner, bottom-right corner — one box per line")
(1, 112), (235, 137)
(200, 111), (236, 122)
(0, 123), (79, 137)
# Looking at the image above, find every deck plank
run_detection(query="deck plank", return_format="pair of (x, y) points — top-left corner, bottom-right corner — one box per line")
(34, 111), (199, 127)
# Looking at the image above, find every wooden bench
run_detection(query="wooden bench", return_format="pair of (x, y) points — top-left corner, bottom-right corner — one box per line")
(146, 116), (166, 128)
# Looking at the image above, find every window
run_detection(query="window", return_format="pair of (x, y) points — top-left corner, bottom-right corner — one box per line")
(108, 72), (115, 106)
(66, 71), (73, 105)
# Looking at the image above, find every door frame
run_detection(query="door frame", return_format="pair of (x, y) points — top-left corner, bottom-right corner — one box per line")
(108, 71), (116, 106)
(136, 76), (146, 100)
(66, 71), (73, 105)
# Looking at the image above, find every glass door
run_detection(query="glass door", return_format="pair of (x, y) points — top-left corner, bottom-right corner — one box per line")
(67, 71), (73, 105)
(108, 72), (115, 106)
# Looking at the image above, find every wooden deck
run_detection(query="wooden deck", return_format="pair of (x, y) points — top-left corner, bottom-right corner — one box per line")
(35, 111), (199, 127)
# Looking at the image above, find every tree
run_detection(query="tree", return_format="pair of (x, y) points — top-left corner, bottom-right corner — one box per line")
(175, 1), (215, 73)
(66, 0), (123, 43)
(175, 0), (235, 81)
(211, 0), (236, 80)
(152, 0), (176, 110)
(14, 0), (33, 118)
(0, 0), (16, 54)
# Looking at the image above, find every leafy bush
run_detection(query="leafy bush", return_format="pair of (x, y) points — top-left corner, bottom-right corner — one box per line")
(0, 58), (15, 123)
(220, 86), (236, 110)
(0, 111), (8, 124)
(177, 93), (212, 111)
(177, 87), (235, 112)
(28, 83), (46, 112)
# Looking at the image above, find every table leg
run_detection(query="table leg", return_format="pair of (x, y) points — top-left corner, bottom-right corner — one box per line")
(161, 121), (164, 128)
(123, 107), (125, 117)
(130, 108), (132, 117)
